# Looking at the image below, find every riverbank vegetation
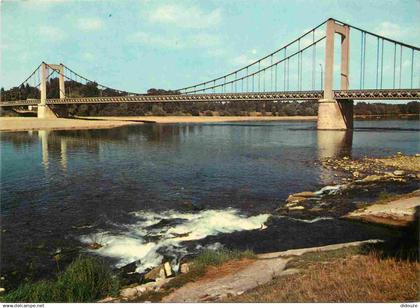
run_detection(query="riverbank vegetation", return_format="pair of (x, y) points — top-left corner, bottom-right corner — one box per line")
(230, 225), (419, 303)
(2, 249), (255, 303)
(2, 257), (119, 303)
(2, 100), (419, 118)
(230, 248), (419, 302)
(123, 249), (256, 303)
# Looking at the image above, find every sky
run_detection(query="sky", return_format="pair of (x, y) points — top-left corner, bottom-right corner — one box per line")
(1, 0), (420, 93)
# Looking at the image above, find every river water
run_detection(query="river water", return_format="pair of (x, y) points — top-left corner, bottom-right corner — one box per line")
(1, 120), (419, 286)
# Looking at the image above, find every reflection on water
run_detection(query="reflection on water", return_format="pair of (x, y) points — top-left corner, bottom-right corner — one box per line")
(1, 121), (418, 208)
(317, 130), (352, 160)
(38, 130), (49, 169)
(3, 124), (356, 178)
(34, 128), (353, 173)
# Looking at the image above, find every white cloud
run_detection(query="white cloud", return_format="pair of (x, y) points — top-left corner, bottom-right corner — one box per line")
(147, 3), (222, 29)
(77, 18), (103, 31)
(128, 32), (184, 49)
(299, 28), (326, 48)
(39, 26), (65, 40)
(374, 22), (407, 40)
(232, 54), (257, 67)
(82, 52), (96, 61)
(128, 31), (222, 50)
(207, 48), (226, 57)
(20, 0), (67, 9)
(189, 34), (221, 48)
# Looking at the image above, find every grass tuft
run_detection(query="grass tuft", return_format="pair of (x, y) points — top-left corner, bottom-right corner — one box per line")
(193, 248), (256, 268)
(4, 257), (119, 303)
(2, 280), (60, 303)
(59, 257), (120, 302)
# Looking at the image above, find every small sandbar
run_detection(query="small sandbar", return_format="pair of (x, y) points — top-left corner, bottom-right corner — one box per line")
(0, 117), (139, 132)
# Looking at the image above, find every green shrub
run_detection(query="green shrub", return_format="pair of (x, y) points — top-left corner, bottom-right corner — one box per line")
(4, 257), (119, 303)
(59, 257), (119, 302)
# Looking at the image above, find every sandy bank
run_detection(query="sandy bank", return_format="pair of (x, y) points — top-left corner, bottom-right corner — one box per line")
(0, 116), (316, 132)
(81, 115), (317, 124)
(0, 117), (140, 132)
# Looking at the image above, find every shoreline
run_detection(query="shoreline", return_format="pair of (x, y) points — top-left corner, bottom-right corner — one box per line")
(80, 115), (317, 124)
(0, 117), (141, 132)
(0, 116), (316, 132)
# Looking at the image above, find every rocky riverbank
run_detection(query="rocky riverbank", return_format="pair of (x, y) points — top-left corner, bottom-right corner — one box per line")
(98, 153), (419, 303)
(278, 153), (419, 224)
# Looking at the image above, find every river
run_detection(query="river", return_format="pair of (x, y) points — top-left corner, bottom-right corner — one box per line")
(1, 119), (418, 288)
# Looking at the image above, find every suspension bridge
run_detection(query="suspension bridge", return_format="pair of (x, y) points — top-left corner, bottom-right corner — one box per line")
(1, 18), (419, 129)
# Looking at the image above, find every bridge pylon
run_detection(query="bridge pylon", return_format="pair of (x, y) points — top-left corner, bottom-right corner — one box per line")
(38, 62), (65, 119)
(317, 19), (353, 130)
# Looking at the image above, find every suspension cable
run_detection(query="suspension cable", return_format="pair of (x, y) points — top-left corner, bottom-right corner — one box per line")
(184, 36), (325, 94)
(176, 19), (328, 92)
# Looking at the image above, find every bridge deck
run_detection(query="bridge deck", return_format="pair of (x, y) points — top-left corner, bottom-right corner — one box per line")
(1, 89), (419, 107)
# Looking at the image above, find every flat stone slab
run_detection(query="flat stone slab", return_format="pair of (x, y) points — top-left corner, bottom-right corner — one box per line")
(346, 192), (420, 227)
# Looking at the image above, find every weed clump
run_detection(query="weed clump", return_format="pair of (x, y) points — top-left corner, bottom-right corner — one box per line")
(4, 257), (119, 303)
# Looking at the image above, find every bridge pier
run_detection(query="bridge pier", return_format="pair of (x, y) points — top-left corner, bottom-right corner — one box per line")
(37, 62), (63, 119)
(317, 99), (353, 130)
(38, 105), (58, 119)
(317, 19), (353, 130)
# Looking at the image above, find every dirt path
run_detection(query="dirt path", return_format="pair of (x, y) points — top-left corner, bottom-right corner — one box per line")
(161, 239), (381, 303)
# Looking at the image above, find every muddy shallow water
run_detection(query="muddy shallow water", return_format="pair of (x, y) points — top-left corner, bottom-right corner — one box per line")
(1, 120), (418, 289)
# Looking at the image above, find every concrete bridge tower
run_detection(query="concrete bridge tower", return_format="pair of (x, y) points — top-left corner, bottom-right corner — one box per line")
(38, 62), (65, 118)
(317, 19), (353, 130)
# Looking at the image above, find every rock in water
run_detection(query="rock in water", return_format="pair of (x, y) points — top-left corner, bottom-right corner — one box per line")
(286, 195), (306, 203)
(292, 191), (317, 198)
(288, 206), (305, 211)
(393, 170), (405, 176)
(164, 262), (173, 277)
(119, 261), (143, 286)
(144, 265), (165, 281)
(180, 263), (190, 274)
(358, 175), (384, 183)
